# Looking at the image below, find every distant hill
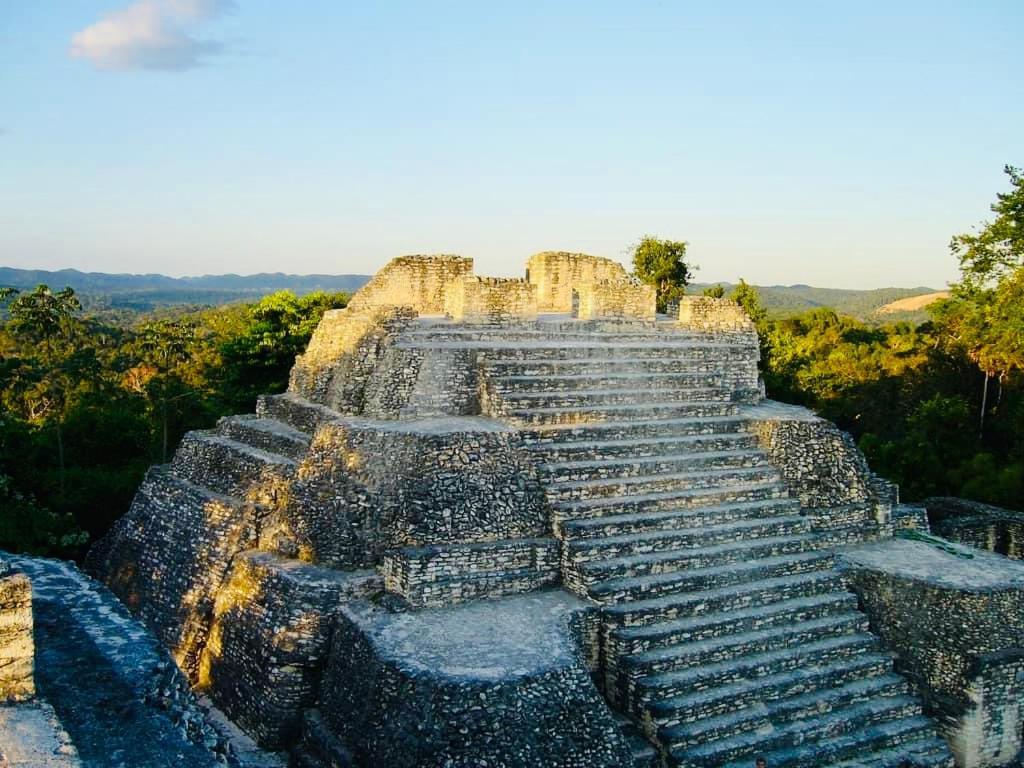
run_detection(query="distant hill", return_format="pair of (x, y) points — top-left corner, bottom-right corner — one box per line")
(690, 282), (943, 321)
(0, 267), (370, 314)
(875, 291), (950, 315)
(1, 266), (943, 323)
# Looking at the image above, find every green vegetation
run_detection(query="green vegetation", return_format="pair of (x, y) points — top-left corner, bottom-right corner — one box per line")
(755, 166), (1024, 509)
(631, 236), (694, 313)
(0, 289), (348, 557)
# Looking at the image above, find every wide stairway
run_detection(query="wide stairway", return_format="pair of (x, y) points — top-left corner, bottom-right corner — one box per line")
(462, 318), (954, 768)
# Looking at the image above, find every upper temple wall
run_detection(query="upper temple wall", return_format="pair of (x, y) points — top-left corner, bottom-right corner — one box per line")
(525, 252), (629, 313)
(346, 255), (474, 315)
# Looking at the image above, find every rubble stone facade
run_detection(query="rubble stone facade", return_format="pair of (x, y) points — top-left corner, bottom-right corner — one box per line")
(40, 251), (1023, 767)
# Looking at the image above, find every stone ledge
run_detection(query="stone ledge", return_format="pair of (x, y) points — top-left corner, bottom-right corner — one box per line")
(316, 591), (634, 767)
(839, 539), (1024, 767)
(381, 538), (560, 608)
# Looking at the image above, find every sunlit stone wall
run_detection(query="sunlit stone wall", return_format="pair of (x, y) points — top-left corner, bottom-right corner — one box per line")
(0, 559), (33, 701)
(526, 251), (629, 313)
(576, 278), (656, 321)
(444, 276), (538, 323)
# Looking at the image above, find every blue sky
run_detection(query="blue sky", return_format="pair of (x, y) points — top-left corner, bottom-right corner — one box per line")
(2, 1), (1022, 288)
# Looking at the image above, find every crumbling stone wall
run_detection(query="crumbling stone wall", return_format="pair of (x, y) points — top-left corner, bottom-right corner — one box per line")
(271, 418), (549, 567)
(346, 255), (474, 315)
(576, 278), (656, 321)
(677, 295), (756, 333)
(198, 551), (380, 750)
(86, 467), (259, 679)
(744, 401), (893, 544)
(289, 306), (417, 411)
(0, 559), (33, 701)
(526, 251), (629, 313)
(313, 594), (633, 768)
(927, 498), (1024, 560)
(840, 539), (1024, 767)
(444, 276), (538, 323)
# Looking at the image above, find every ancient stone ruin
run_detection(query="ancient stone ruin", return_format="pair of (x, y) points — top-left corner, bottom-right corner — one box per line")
(4, 251), (1024, 767)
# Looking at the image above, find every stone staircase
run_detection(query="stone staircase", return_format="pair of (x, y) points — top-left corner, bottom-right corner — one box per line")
(462, 319), (955, 768)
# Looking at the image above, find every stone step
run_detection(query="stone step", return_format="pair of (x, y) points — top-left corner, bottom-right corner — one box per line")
(547, 465), (781, 502)
(552, 480), (788, 526)
(607, 591), (859, 658)
(633, 633), (878, 708)
(661, 671), (910, 752)
(708, 716), (937, 768)
(403, 327), (737, 344)
(621, 614), (870, 686)
(255, 393), (339, 434)
(216, 415), (312, 460)
(481, 357), (752, 377)
(490, 371), (725, 393)
(524, 432), (759, 462)
(567, 516), (811, 565)
(645, 653), (895, 730)
(507, 401), (739, 426)
(170, 431), (297, 499)
(495, 387), (736, 410)
(559, 498), (802, 540)
(574, 532), (824, 589)
(521, 415), (750, 445)
(681, 697), (928, 767)
(539, 449), (769, 485)
(828, 737), (955, 768)
(613, 714), (660, 768)
(381, 538), (560, 608)
(593, 552), (838, 609)
(471, 343), (759, 361)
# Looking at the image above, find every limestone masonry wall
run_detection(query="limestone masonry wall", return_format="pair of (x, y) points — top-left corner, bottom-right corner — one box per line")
(927, 497), (1024, 560)
(198, 551), (380, 750)
(314, 594), (633, 768)
(576, 278), (656, 321)
(0, 559), (33, 701)
(744, 402), (894, 545)
(444, 276), (538, 323)
(840, 540), (1024, 767)
(346, 255), (473, 315)
(274, 418), (549, 568)
(677, 295), (756, 332)
(86, 467), (260, 680)
(289, 306), (417, 412)
(526, 251), (628, 312)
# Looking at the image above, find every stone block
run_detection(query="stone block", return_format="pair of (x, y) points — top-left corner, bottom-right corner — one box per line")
(677, 295), (756, 332)
(526, 251), (629, 313)
(840, 539), (1024, 767)
(0, 563), (33, 702)
(444, 276), (538, 323)
(576, 278), (656, 321)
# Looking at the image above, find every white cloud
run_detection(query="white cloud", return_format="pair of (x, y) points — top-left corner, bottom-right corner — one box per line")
(69, 0), (234, 72)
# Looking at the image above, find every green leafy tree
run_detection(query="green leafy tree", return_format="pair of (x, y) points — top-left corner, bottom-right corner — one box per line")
(935, 166), (1024, 436)
(703, 284), (726, 298)
(2, 286), (97, 493)
(730, 279), (767, 326)
(631, 236), (693, 313)
(137, 319), (198, 462)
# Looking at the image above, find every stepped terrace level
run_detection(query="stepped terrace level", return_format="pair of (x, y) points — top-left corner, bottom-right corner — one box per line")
(76, 252), (1005, 767)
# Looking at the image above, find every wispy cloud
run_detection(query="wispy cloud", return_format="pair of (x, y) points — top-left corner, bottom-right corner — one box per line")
(69, 0), (234, 72)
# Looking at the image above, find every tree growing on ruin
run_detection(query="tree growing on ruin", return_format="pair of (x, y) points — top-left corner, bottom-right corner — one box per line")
(631, 236), (693, 313)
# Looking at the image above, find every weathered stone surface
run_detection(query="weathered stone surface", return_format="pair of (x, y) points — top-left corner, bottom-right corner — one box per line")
(199, 551), (380, 749)
(927, 497), (1024, 560)
(80, 252), (971, 767)
(0, 560), (33, 702)
(317, 591), (635, 768)
(276, 417), (548, 567)
(840, 539), (1024, 767)
(525, 251), (628, 313)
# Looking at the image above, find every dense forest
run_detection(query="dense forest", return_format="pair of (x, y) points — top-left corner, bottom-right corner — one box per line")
(2, 168), (1021, 560)
(0, 289), (349, 557)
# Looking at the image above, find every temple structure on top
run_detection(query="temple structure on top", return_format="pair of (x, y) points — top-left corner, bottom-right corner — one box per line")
(6, 251), (1022, 767)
